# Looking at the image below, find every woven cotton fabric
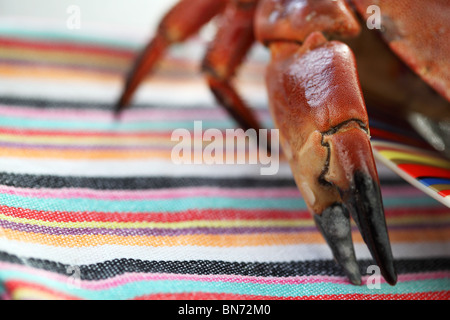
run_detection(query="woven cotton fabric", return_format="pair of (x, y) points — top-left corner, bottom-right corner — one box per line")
(0, 24), (449, 300)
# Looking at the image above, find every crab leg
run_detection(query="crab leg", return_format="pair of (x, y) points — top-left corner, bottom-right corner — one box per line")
(116, 0), (227, 112)
(202, 0), (262, 132)
(258, 0), (397, 285)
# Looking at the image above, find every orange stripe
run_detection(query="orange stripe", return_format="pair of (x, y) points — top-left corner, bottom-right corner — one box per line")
(352, 229), (450, 243)
(0, 63), (205, 85)
(1, 228), (322, 247)
(0, 147), (269, 161)
(0, 47), (129, 70)
(0, 37), (133, 58)
(5, 280), (81, 300)
(0, 147), (172, 160)
(1, 228), (448, 248)
(0, 64), (119, 83)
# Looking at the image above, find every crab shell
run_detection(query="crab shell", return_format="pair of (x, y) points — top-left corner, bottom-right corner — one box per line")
(350, 0), (450, 123)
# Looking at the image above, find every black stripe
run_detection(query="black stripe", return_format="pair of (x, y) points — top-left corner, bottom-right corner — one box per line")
(0, 96), (113, 110)
(0, 172), (406, 190)
(0, 96), (249, 111)
(0, 172), (296, 190)
(0, 251), (448, 280)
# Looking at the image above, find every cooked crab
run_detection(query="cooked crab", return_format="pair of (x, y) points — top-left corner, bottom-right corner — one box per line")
(115, 0), (450, 285)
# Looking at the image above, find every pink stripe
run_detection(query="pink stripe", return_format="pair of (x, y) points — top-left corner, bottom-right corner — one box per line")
(0, 262), (347, 290)
(0, 292), (11, 300)
(0, 262), (448, 291)
(0, 105), (270, 122)
(0, 262), (356, 289)
(94, 273), (352, 288)
(0, 184), (424, 201)
(0, 185), (302, 200)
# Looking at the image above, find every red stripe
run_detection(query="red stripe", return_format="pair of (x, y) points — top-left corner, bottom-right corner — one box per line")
(319, 292), (450, 300)
(370, 128), (430, 149)
(0, 37), (133, 59)
(4, 280), (81, 300)
(134, 292), (289, 300)
(0, 205), (447, 224)
(134, 291), (450, 300)
(398, 164), (450, 179)
(4, 281), (448, 300)
(0, 205), (311, 223)
(383, 207), (449, 218)
(438, 189), (450, 197)
(0, 127), (173, 138)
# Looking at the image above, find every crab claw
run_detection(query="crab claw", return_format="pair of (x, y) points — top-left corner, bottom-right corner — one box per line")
(292, 122), (397, 285)
(314, 203), (362, 285)
(322, 123), (397, 286)
(266, 33), (397, 285)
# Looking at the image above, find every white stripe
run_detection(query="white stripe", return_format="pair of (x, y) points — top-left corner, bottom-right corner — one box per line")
(0, 77), (268, 108)
(0, 78), (214, 107)
(0, 157), (293, 178)
(0, 238), (448, 265)
(0, 156), (398, 180)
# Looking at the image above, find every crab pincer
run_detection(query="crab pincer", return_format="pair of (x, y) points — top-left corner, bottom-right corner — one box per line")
(265, 32), (396, 286)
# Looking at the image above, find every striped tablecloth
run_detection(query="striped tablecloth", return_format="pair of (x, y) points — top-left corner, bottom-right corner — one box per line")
(0, 26), (448, 300)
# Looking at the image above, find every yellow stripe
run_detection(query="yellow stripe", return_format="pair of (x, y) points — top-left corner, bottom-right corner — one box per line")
(11, 288), (68, 300)
(428, 184), (450, 192)
(2, 213), (450, 231)
(0, 214), (314, 229)
(0, 63), (205, 85)
(379, 150), (450, 169)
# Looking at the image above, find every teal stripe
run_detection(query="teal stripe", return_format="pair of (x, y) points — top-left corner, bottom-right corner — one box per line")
(0, 116), (239, 132)
(0, 193), (306, 212)
(0, 116), (274, 132)
(0, 26), (137, 50)
(0, 193), (441, 214)
(0, 270), (448, 300)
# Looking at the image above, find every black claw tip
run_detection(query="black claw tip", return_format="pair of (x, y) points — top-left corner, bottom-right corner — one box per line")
(347, 171), (397, 286)
(315, 204), (362, 285)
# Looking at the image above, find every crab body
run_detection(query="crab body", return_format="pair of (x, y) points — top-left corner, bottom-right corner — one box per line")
(116, 0), (450, 285)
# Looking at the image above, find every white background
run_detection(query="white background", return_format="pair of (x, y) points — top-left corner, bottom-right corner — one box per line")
(0, 0), (218, 42)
